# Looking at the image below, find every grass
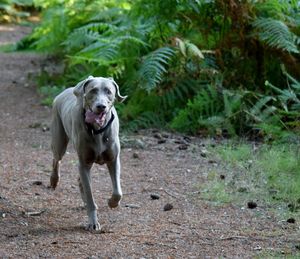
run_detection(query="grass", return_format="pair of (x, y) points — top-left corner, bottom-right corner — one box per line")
(201, 139), (300, 218)
(0, 43), (16, 52)
(38, 85), (65, 106)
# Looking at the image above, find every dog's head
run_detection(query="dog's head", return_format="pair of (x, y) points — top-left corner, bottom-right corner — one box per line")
(73, 76), (127, 126)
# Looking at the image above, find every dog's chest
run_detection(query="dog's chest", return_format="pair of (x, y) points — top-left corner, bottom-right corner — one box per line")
(90, 135), (113, 164)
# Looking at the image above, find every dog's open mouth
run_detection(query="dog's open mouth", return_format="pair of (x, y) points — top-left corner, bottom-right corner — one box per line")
(85, 110), (106, 127)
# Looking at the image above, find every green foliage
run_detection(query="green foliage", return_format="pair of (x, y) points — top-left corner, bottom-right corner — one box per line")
(0, 0), (32, 22)
(171, 84), (247, 136)
(137, 47), (175, 92)
(252, 18), (299, 53)
(266, 68), (300, 112)
(171, 84), (222, 134)
(31, 6), (68, 52)
(38, 85), (64, 106)
(19, 0), (300, 139)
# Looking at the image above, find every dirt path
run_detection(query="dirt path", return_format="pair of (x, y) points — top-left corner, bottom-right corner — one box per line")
(0, 25), (299, 258)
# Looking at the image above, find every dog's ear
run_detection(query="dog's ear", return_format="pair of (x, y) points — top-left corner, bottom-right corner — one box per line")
(110, 78), (127, 102)
(73, 75), (94, 97)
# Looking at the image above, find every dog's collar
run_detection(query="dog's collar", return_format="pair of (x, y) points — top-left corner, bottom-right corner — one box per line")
(83, 109), (115, 136)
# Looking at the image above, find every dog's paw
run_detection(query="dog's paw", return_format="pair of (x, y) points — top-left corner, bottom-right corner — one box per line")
(50, 174), (59, 189)
(86, 222), (101, 232)
(108, 194), (122, 208)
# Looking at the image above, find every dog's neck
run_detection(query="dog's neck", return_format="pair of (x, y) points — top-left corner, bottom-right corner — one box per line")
(82, 109), (115, 136)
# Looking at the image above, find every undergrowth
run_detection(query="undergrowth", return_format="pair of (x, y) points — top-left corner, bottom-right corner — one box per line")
(12, 0), (300, 139)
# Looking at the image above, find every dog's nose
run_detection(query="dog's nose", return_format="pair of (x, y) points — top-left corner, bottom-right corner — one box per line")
(96, 104), (106, 111)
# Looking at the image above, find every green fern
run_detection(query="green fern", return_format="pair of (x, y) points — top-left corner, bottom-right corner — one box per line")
(124, 111), (164, 132)
(137, 47), (175, 92)
(171, 84), (223, 134)
(31, 6), (69, 52)
(160, 78), (200, 111)
(265, 69), (300, 112)
(248, 96), (277, 123)
(253, 17), (299, 53)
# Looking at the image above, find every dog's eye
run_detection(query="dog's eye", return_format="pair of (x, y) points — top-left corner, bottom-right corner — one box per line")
(89, 88), (98, 94)
(104, 87), (112, 95)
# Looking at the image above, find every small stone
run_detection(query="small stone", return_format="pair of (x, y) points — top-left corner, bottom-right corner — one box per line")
(178, 144), (188, 150)
(247, 201), (257, 209)
(200, 149), (207, 157)
(287, 218), (296, 224)
(183, 136), (191, 142)
(136, 139), (145, 149)
(253, 245), (262, 251)
(153, 133), (162, 139)
(32, 181), (43, 186)
(150, 194), (160, 200)
(162, 133), (169, 138)
(125, 204), (140, 209)
(174, 140), (184, 144)
(132, 152), (139, 159)
(28, 122), (41, 129)
(42, 126), (50, 132)
(163, 203), (173, 211)
(208, 160), (217, 164)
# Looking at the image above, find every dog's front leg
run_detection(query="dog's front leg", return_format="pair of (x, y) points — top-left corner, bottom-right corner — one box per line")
(78, 162), (100, 231)
(107, 155), (122, 208)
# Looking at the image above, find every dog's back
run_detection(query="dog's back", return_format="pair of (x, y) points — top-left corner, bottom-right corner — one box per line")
(52, 87), (78, 140)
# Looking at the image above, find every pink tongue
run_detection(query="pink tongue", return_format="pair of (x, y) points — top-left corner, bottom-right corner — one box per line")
(85, 110), (106, 126)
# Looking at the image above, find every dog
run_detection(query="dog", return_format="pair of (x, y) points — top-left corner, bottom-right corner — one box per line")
(50, 75), (127, 231)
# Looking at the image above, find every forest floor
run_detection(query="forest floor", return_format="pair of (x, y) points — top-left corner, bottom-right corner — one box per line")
(0, 25), (299, 259)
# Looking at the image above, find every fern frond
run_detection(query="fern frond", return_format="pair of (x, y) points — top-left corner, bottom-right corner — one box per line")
(185, 42), (204, 59)
(138, 47), (175, 92)
(63, 28), (99, 52)
(266, 80), (300, 112)
(89, 7), (123, 22)
(175, 37), (204, 59)
(253, 17), (299, 53)
(248, 96), (277, 123)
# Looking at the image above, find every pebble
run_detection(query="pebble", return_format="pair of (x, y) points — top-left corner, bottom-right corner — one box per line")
(247, 201), (257, 209)
(153, 133), (162, 139)
(132, 152), (139, 159)
(200, 149), (207, 157)
(163, 203), (173, 211)
(125, 204), (140, 209)
(287, 218), (296, 224)
(32, 181), (43, 186)
(178, 144), (188, 150)
(150, 194), (160, 200)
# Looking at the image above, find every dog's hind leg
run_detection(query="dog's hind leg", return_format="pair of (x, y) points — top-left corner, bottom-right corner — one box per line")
(50, 112), (68, 189)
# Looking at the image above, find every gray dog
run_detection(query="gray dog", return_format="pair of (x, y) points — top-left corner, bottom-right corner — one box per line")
(50, 75), (126, 231)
